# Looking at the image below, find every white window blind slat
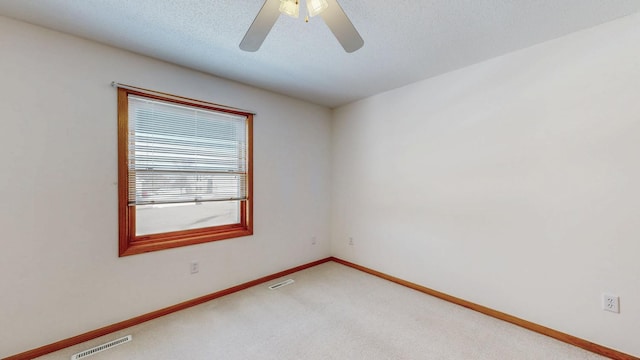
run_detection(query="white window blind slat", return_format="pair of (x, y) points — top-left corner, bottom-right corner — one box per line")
(128, 95), (248, 206)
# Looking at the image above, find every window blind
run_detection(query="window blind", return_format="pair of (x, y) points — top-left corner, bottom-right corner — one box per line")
(128, 95), (248, 206)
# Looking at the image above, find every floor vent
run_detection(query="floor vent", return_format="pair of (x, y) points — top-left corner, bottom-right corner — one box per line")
(268, 279), (295, 290)
(71, 335), (132, 359)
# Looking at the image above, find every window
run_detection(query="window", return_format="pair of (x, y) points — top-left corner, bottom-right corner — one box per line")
(117, 86), (253, 256)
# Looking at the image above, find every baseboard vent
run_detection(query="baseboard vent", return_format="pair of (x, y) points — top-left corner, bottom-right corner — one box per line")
(70, 335), (132, 359)
(268, 279), (295, 290)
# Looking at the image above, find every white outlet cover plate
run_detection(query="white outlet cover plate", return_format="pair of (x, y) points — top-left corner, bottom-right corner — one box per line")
(602, 294), (620, 313)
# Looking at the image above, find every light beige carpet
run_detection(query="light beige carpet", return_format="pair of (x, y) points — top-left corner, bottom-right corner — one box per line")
(37, 262), (605, 359)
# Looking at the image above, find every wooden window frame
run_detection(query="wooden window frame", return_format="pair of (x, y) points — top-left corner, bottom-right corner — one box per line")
(117, 87), (253, 257)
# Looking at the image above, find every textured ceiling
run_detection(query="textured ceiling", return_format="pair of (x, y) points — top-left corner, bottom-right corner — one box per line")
(1, 0), (639, 108)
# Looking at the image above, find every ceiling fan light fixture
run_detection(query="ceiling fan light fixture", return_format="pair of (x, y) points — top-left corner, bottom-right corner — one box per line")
(306, 0), (328, 17)
(279, 0), (300, 18)
(240, 0), (364, 53)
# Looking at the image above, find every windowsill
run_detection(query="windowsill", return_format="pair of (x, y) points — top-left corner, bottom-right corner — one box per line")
(119, 227), (253, 257)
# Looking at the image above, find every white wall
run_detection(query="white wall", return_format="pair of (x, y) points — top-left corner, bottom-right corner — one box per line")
(332, 12), (640, 357)
(0, 16), (331, 357)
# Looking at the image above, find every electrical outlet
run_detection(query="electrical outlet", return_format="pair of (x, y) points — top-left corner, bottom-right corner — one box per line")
(311, 236), (317, 245)
(190, 261), (199, 274)
(602, 294), (620, 313)
(348, 237), (354, 246)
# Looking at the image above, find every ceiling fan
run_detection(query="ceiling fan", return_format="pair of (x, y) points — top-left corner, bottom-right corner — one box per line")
(240, 0), (364, 53)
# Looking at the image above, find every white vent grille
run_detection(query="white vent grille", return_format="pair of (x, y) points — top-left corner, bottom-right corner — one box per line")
(268, 279), (295, 290)
(71, 335), (132, 359)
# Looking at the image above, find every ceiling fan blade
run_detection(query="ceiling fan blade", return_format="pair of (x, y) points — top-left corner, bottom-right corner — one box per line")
(239, 0), (281, 52)
(320, 0), (364, 53)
